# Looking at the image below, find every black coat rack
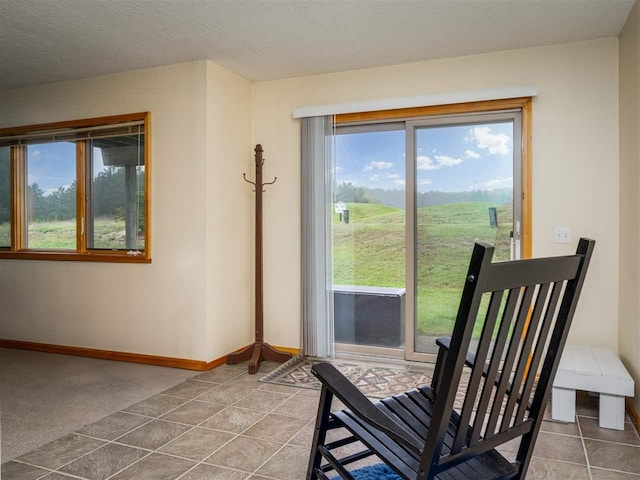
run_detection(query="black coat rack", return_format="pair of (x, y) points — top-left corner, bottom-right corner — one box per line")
(226, 144), (292, 374)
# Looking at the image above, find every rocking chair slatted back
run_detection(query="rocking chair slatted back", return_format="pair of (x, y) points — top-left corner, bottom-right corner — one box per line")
(426, 240), (593, 475)
(308, 238), (595, 480)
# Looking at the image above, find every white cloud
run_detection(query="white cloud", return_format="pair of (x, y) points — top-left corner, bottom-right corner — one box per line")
(468, 126), (510, 155)
(364, 160), (393, 171)
(394, 179), (406, 186)
(464, 149), (480, 159)
(369, 174), (381, 181)
(419, 179), (433, 186)
(417, 155), (438, 170)
(333, 166), (342, 172)
(484, 176), (513, 188)
(418, 154), (463, 169)
(435, 155), (463, 167)
(387, 173), (401, 179)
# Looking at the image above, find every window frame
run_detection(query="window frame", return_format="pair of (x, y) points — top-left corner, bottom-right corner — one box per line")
(0, 112), (151, 263)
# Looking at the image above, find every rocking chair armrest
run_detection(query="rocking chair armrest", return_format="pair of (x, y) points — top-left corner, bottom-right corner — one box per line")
(311, 362), (423, 455)
(436, 337), (478, 369)
(436, 337), (525, 404)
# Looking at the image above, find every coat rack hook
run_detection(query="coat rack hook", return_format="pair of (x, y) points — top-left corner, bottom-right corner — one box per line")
(243, 172), (257, 192)
(262, 176), (277, 192)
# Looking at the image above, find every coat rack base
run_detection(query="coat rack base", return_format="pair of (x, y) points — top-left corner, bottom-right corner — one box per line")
(226, 342), (292, 374)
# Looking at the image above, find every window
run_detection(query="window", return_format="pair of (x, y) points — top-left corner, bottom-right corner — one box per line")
(0, 112), (150, 262)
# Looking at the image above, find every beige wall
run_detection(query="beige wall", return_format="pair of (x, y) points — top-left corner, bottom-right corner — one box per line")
(204, 61), (254, 357)
(619, 0), (640, 412)
(0, 61), (253, 362)
(253, 38), (621, 351)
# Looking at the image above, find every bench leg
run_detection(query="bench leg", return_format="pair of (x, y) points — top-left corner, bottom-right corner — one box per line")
(599, 393), (625, 430)
(552, 387), (576, 423)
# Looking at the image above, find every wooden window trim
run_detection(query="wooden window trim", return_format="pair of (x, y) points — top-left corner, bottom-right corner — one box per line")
(335, 97), (532, 259)
(0, 112), (151, 264)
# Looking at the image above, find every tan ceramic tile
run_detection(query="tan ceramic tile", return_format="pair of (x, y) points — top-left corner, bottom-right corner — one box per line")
(159, 427), (234, 461)
(259, 382), (301, 395)
(532, 432), (587, 465)
(540, 419), (581, 436)
(584, 439), (640, 474)
(289, 420), (315, 448)
(243, 414), (308, 443)
(16, 434), (106, 470)
(161, 380), (216, 399)
(578, 416), (640, 445)
(109, 453), (196, 480)
(1, 461), (51, 480)
(204, 436), (282, 473)
(117, 419), (192, 450)
(160, 400), (225, 425)
(233, 390), (292, 412)
(295, 388), (321, 398)
(76, 412), (151, 440)
(194, 366), (246, 384)
(123, 394), (187, 417)
(271, 394), (319, 420)
(179, 463), (249, 480)
(201, 406), (266, 433)
(256, 444), (309, 480)
(591, 467), (640, 479)
(527, 456), (589, 479)
(197, 383), (260, 406)
(59, 443), (148, 480)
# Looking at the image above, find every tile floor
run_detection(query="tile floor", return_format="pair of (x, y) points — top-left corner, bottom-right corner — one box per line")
(2, 360), (639, 480)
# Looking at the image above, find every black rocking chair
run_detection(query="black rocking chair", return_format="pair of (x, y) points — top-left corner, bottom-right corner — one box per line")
(307, 238), (595, 480)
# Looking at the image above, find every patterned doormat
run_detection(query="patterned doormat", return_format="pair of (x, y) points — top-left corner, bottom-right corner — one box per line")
(261, 353), (436, 399)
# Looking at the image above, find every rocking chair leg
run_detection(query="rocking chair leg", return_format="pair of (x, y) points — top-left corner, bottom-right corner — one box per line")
(307, 386), (334, 480)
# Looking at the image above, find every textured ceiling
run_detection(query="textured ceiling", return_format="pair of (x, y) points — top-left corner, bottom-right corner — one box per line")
(0, 0), (635, 91)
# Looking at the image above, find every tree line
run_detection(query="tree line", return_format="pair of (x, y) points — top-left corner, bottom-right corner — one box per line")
(0, 164), (144, 225)
(334, 181), (512, 209)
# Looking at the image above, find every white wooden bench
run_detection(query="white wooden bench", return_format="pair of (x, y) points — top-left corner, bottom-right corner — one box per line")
(552, 345), (634, 430)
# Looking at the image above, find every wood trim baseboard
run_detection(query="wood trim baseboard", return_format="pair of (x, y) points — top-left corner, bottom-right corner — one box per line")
(627, 397), (640, 434)
(0, 339), (301, 372)
(271, 345), (302, 356)
(0, 339), (213, 370)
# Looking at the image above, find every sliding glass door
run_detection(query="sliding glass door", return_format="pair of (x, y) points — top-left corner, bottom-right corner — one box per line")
(328, 104), (527, 361)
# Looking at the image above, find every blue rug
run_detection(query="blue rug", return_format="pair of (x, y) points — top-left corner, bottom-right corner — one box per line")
(332, 463), (402, 479)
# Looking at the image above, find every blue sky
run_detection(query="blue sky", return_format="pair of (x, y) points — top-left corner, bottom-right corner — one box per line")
(27, 142), (105, 195)
(335, 121), (513, 193)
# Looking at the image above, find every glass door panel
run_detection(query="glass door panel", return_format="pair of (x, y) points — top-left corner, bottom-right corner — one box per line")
(333, 127), (406, 353)
(409, 117), (520, 356)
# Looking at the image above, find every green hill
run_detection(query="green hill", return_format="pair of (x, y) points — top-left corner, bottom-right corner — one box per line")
(333, 201), (513, 336)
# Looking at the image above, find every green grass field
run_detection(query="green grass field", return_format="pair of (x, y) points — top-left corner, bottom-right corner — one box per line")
(0, 222), (9, 247)
(333, 202), (512, 337)
(0, 218), (142, 250)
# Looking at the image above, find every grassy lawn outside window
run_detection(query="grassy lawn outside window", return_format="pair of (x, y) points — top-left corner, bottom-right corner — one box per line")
(0, 112), (150, 263)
